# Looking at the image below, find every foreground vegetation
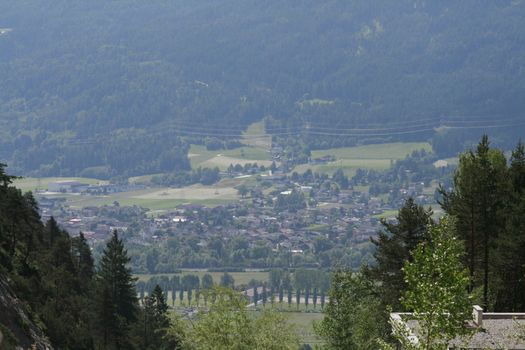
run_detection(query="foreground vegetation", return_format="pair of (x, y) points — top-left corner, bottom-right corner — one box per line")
(2, 135), (525, 349)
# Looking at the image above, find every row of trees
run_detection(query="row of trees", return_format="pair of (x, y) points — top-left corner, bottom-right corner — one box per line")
(251, 285), (327, 311)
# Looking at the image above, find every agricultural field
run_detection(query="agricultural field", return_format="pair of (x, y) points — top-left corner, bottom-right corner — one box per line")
(189, 144), (272, 170)
(21, 176), (247, 211)
(286, 311), (324, 346)
(293, 142), (432, 177)
(372, 209), (399, 219)
(13, 176), (104, 192)
(189, 121), (273, 170)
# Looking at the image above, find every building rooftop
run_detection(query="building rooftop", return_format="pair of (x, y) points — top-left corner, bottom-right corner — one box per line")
(392, 306), (525, 349)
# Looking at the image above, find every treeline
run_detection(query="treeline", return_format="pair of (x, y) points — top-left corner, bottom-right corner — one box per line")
(440, 135), (525, 311)
(2, 1), (524, 175)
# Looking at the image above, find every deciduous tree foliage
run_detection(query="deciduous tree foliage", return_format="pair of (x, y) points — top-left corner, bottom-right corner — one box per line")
(187, 287), (298, 350)
(315, 269), (387, 350)
(387, 217), (472, 350)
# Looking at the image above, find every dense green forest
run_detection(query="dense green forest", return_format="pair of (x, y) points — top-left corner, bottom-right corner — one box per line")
(1, 1), (524, 176)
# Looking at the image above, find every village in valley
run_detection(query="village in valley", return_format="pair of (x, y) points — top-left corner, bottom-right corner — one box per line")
(28, 142), (447, 272)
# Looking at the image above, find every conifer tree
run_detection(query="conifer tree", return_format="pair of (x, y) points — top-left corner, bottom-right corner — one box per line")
(72, 232), (94, 288)
(262, 285), (267, 308)
(305, 288), (310, 310)
(179, 287), (184, 306)
(253, 286), (258, 308)
(142, 285), (171, 349)
(365, 198), (433, 310)
(95, 230), (138, 349)
(441, 135), (508, 310)
(494, 141), (525, 311)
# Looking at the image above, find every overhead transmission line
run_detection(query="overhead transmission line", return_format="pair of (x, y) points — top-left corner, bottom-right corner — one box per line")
(63, 115), (525, 145)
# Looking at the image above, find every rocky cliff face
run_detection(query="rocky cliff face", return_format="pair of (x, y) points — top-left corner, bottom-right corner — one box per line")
(0, 275), (53, 350)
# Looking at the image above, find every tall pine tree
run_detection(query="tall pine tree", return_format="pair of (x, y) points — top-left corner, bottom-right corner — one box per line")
(365, 197), (433, 310)
(494, 142), (525, 311)
(95, 230), (138, 349)
(441, 135), (508, 310)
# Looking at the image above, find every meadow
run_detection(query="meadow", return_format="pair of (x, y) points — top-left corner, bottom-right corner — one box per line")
(293, 142), (432, 177)
(13, 176), (104, 192)
(189, 144), (272, 170)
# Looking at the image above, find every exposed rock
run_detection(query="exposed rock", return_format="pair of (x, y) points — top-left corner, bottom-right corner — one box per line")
(0, 275), (53, 350)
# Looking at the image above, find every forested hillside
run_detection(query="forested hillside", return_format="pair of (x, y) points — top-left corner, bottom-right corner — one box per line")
(1, 1), (524, 176)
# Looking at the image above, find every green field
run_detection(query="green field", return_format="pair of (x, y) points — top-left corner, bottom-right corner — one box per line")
(311, 142), (432, 160)
(286, 311), (324, 346)
(294, 158), (392, 177)
(372, 209), (398, 219)
(189, 144), (272, 170)
(189, 121), (273, 170)
(293, 142), (432, 177)
(27, 177), (248, 211)
(13, 176), (104, 192)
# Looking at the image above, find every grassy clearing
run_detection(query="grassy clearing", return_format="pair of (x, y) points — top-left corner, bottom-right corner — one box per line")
(372, 209), (398, 219)
(30, 177), (245, 210)
(241, 121), (272, 150)
(251, 307), (324, 345)
(293, 142), (432, 177)
(189, 144), (272, 170)
(189, 121), (272, 170)
(311, 142), (432, 160)
(13, 176), (103, 192)
(286, 311), (324, 345)
(66, 195), (234, 210)
(293, 158), (392, 177)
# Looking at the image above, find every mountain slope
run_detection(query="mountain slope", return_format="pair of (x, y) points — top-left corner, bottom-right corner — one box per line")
(1, 1), (524, 176)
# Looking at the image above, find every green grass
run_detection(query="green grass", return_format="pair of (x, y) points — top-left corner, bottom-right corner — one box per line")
(189, 144), (272, 170)
(372, 209), (398, 219)
(293, 158), (392, 177)
(293, 142), (432, 177)
(13, 176), (103, 191)
(311, 142), (432, 160)
(189, 121), (273, 170)
(251, 307), (324, 345)
(241, 121), (272, 150)
(30, 177), (244, 210)
(286, 311), (324, 345)
(65, 195), (234, 210)
(306, 224), (330, 232)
